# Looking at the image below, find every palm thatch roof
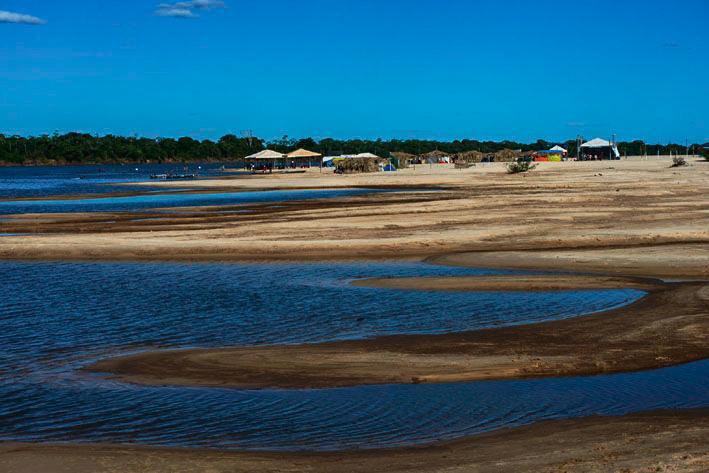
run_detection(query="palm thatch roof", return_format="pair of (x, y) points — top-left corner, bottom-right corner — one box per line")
(391, 151), (416, 160)
(494, 149), (518, 162)
(334, 157), (379, 173)
(454, 150), (485, 163)
(420, 150), (449, 159)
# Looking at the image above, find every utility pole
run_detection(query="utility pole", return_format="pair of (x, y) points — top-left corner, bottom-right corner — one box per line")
(241, 130), (254, 149)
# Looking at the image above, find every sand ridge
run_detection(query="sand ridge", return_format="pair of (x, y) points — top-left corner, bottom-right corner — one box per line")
(85, 273), (708, 389)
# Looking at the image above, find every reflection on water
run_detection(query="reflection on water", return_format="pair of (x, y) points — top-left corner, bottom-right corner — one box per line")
(0, 261), (693, 451)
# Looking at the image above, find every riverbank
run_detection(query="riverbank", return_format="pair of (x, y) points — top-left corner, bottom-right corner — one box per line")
(0, 159), (706, 273)
(2, 409), (707, 473)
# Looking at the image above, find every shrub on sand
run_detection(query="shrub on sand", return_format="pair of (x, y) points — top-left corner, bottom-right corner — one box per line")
(507, 161), (537, 174)
(671, 157), (688, 167)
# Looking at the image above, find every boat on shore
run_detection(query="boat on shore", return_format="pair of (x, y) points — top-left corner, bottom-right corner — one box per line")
(149, 173), (197, 180)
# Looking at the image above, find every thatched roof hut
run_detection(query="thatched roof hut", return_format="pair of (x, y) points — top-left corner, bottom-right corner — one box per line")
(334, 157), (380, 174)
(454, 150), (485, 163)
(494, 149), (518, 162)
(419, 150), (450, 162)
(391, 152), (415, 161)
(391, 152), (416, 168)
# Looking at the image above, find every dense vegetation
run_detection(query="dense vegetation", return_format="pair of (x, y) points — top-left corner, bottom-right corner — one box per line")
(0, 132), (706, 166)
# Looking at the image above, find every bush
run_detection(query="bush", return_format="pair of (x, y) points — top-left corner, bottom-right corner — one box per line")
(671, 157), (687, 167)
(507, 161), (537, 174)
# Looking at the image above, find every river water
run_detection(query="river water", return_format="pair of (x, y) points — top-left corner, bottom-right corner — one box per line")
(0, 165), (706, 452)
(2, 260), (706, 451)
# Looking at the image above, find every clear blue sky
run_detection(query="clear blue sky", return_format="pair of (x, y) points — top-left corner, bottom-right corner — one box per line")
(1, 0), (707, 143)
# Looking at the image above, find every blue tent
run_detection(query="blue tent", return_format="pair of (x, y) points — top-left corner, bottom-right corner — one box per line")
(383, 163), (397, 172)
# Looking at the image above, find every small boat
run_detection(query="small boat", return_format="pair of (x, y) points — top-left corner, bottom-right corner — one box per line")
(150, 173), (197, 180)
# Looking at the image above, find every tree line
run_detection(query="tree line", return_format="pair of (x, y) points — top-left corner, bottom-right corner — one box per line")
(0, 132), (706, 165)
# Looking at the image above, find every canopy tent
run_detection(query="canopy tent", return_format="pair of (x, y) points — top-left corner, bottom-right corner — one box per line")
(343, 152), (381, 159)
(286, 148), (322, 159)
(550, 145), (568, 154)
(244, 149), (285, 160)
(244, 149), (286, 173)
(285, 148), (323, 170)
(581, 138), (620, 159)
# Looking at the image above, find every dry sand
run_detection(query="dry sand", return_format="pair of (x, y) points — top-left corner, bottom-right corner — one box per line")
(2, 410), (707, 473)
(0, 158), (707, 273)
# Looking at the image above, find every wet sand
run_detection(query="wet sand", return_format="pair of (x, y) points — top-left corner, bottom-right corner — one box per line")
(86, 274), (708, 389)
(2, 410), (707, 473)
(353, 274), (662, 291)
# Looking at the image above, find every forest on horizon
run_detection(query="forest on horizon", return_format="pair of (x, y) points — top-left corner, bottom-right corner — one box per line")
(1, 132), (706, 166)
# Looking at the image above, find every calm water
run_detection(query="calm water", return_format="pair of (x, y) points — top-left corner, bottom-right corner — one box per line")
(3, 260), (704, 451)
(0, 163), (239, 199)
(0, 163), (387, 214)
(0, 188), (387, 215)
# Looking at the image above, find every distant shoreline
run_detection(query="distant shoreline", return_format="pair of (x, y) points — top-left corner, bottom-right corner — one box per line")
(0, 159), (237, 168)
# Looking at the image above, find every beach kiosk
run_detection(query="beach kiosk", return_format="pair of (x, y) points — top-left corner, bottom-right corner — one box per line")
(580, 138), (620, 160)
(332, 152), (384, 174)
(550, 145), (568, 157)
(286, 148), (323, 170)
(244, 149), (286, 173)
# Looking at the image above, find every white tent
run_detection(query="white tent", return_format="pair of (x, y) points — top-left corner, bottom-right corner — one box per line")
(244, 149), (285, 160)
(581, 138), (620, 158)
(550, 145), (568, 153)
(351, 152), (381, 159)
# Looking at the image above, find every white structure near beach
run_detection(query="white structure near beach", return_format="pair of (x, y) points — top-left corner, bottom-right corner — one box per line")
(580, 138), (620, 160)
(245, 149), (285, 160)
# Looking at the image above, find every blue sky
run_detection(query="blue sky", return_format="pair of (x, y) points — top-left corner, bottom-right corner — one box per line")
(1, 0), (707, 143)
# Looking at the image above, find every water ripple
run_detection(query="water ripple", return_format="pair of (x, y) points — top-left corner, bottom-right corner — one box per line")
(0, 260), (705, 451)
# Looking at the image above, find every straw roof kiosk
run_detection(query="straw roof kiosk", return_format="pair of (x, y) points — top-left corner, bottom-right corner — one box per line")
(287, 148), (323, 171)
(244, 149), (286, 172)
(333, 153), (384, 174)
(580, 138), (620, 160)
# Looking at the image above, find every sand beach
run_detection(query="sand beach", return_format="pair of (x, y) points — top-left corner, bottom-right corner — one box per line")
(1, 157), (708, 472)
